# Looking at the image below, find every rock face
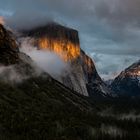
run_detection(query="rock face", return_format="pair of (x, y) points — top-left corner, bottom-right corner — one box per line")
(81, 50), (110, 97)
(0, 24), (40, 83)
(111, 60), (140, 97)
(0, 24), (20, 65)
(22, 23), (80, 62)
(20, 23), (109, 96)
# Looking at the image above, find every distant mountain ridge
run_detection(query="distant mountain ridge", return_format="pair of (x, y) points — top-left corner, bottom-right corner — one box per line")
(111, 60), (140, 97)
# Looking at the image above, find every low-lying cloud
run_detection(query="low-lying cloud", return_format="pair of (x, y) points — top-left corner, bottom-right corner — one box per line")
(0, 65), (29, 84)
(20, 38), (69, 78)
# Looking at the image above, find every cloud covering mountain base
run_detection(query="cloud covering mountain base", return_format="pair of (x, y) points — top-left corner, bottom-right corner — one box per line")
(20, 38), (69, 78)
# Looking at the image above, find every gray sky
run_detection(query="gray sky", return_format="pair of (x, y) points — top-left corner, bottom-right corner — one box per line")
(0, 0), (140, 80)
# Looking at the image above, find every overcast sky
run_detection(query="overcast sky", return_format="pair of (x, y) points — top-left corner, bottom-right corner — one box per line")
(0, 0), (140, 80)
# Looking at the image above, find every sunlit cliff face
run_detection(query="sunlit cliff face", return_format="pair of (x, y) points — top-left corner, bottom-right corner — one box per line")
(81, 51), (96, 74)
(38, 38), (80, 62)
(21, 24), (81, 62)
(84, 56), (94, 73)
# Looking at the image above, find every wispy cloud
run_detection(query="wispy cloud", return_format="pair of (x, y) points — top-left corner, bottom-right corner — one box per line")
(20, 38), (69, 78)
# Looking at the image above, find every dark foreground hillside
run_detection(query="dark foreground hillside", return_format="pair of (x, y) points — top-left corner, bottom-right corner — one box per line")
(0, 76), (140, 140)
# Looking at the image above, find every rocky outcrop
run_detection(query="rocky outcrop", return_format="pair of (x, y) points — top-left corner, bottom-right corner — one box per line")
(111, 60), (140, 97)
(22, 23), (80, 62)
(0, 24), (41, 83)
(0, 24), (20, 65)
(20, 23), (88, 96)
(20, 23), (109, 97)
(81, 50), (110, 97)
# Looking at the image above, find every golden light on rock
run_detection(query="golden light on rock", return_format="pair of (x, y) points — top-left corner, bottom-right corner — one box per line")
(38, 38), (80, 61)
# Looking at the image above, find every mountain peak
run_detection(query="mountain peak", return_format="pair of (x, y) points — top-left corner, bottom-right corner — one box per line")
(111, 60), (140, 97)
(125, 60), (140, 76)
(22, 23), (79, 45)
(19, 23), (110, 97)
(21, 23), (81, 62)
